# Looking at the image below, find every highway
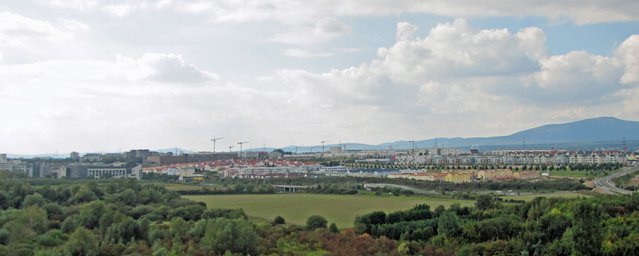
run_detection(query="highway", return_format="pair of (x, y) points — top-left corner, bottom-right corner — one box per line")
(593, 166), (639, 195)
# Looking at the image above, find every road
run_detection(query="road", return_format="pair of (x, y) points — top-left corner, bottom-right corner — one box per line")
(593, 166), (639, 195)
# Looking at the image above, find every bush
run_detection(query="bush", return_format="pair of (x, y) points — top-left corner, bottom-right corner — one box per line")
(306, 215), (328, 230)
(0, 228), (9, 245)
(272, 216), (286, 225)
(329, 223), (339, 233)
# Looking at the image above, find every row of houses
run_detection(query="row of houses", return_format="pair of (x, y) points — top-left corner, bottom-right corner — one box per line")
(221, 166), (319, 178)
(394, 151), (631, 166)
(388, 169), (541, 184)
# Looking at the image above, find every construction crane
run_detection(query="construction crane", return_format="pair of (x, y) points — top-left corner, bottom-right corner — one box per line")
(237, 141), (249, 159)
(321, 140), (329, 158)
(210, 137), (223, 153)
(408, 140), (416, 154)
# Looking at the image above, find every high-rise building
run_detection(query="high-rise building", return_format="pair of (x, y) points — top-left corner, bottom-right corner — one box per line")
(70, 152), (80, 161)
(0, 154), (6, 163)
(29, 162), (53, 178)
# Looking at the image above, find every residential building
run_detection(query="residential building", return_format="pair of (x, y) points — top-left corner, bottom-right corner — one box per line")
(146, 152), (236, 165)
(81, 153), (102, 162)
(0, 161), (28, 173)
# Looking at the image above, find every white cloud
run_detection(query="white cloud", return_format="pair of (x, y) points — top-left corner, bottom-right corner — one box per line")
(1, 2), (638, 153)
(123, 53), (219, 83)
(377, 19), (543, 84)
(535, 51), (622, 92)
(328, 0), (639, 25)
(260, 20), (639, 139)
(21, 0), (638, 49)
(0, 53), (218, 84)
(101, 4), (135, 16)
(0, 12), (72, 43)
(623, 87), (639, 114)
(396, 22), (418, 41)
(42, 0), (639, 25)
(59, 18), (90, 31)
(271, 17), (352, 45)
(284, 49), (332, 58)
(617, 35), (639, 85)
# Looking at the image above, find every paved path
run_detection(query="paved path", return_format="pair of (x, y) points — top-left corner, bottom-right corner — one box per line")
(593, 166), (639, 195)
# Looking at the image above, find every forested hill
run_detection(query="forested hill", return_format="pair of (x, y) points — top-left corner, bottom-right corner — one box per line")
(277, 117), (639, 152)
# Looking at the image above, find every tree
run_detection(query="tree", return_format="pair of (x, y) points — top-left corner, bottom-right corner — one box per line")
(200, 218), (257, 255)
(475, 195), (495, 210)
(43, 203), (65, 222)
(0, 228), (9, 245)
(570, 200), (604, 256)
(36, 230), (67, 247)
(329, 223), (339, 233)
(437, 212), (461, 237)
(78, 201), (106, 229)
(169, 217), (189, 238)
(61, 216), (79, 233)
(3, 206), (49, 243)
(306, 215), (328, 230)
(22, 193), (46, 208)
(71, 188), (97, 204)
(104, 217), (140, 244)
(64, 227), (99, 256)
(272, 216), (286, 225)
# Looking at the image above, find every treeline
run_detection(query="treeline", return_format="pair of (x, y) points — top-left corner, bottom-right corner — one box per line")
(0, 179), (403, 255)
(174, 184), (276, 195)
(354, 194), (639, 255)
(385, 177), (587, 192)
(262, 176), (586, 192)
(306, 184), (359, 195)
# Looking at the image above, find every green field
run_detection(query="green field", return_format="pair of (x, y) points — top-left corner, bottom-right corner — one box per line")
(499, 191), (589, 201)
(186, 194), (473, 228)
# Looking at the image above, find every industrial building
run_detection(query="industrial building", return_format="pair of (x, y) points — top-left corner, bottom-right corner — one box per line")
(66, 163), (142, 180)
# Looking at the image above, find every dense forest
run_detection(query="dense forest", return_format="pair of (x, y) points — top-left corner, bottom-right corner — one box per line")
(0, 177), (637, 255)
(354, 194), (639, 255)
(0, 179), (402, 255)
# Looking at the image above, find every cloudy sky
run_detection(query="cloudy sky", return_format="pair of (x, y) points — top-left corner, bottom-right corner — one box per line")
(1, 1), (639, 154)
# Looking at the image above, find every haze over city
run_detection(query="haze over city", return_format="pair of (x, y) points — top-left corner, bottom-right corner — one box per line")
(1, 1), (639, 154)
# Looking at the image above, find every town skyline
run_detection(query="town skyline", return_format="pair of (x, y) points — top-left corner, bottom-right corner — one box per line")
(4, 116), (639, 156)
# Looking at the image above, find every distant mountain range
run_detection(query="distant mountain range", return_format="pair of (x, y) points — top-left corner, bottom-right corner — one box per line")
(271, 117), (639, 153)
(6, 117), (639, 158)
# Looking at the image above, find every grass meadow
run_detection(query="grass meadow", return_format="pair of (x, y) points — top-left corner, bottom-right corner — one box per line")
(186, 193), (474, 228)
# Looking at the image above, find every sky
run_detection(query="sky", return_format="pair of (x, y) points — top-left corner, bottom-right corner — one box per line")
(1, 0), (639, 154)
